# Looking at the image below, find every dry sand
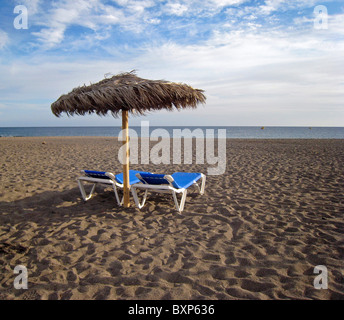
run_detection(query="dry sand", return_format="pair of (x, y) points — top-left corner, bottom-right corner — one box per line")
(0, 137), (343, 300)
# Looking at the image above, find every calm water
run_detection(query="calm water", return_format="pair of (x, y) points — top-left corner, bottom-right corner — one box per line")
(0, 126), (343, 139)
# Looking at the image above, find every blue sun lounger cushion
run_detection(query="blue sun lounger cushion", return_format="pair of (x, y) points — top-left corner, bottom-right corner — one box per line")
(131, 172), (206, 213)
(78, 170), (149, 205)
(138, 172), (203, 189)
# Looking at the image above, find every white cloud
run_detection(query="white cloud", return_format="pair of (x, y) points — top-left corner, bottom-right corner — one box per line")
(15, 0), (41, 15)
(146, 18), (160, 24)
(259, 0), (332, 15)
(161, 0), (250, 18)
(0, 30), (8, 49)
(210, 0), (248, 7)
(27, 0), (336, 49)
(259, 0), (286, 14)
(29, 0), (160, 48)
(329, 13), (344, 34)
(30, 0), (123, 48)
(127, 0), (155, 13)
(294, 12), (344, 39)
(165, 2), (188, 16)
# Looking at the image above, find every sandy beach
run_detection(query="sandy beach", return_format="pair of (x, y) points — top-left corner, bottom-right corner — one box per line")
(0, 137), (343, 300)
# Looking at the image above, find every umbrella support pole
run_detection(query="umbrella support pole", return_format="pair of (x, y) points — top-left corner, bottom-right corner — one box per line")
(122, 110), (130, 207)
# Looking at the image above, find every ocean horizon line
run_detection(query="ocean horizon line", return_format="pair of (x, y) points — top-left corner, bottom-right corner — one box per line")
(1, 126), (344, 139)
(1, 125), (344, 128)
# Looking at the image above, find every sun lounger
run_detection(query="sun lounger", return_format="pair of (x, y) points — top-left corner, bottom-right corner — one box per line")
(77, 170), (148, 206)
(131, 172), (206, 212)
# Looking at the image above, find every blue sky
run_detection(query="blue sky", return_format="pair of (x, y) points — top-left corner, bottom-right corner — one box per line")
(0, 0), (343, 127)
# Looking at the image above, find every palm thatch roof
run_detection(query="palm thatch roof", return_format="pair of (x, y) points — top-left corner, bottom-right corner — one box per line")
(51, 71), (206, 118)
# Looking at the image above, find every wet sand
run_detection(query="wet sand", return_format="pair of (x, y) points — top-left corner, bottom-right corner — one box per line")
(0, 137), (343, 300)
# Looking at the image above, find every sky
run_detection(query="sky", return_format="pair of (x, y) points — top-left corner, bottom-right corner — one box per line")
(0, 0), (343, 127)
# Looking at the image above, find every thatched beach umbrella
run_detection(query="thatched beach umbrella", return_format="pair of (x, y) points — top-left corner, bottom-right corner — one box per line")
(51, 71), (206, 207)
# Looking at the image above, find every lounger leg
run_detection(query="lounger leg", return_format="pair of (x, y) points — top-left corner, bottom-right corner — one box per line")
(193, 181), (201, 193)
(77, 179), (96, 201)
(111, 184), (121, 206)
(200, 174), (206, 195)
(131, 187), (148, 209)
(172, 191), (179, 211)
(119, 193), (124, 206)
(180, 190), (187, 212)
(192, 174), (206, 195)
(172, 190), (187, 213)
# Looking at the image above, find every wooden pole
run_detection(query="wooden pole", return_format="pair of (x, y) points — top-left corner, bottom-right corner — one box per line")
(122, 110), (130, 207)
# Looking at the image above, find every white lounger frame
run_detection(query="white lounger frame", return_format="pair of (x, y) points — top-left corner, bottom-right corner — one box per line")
(131, 173), (206, 213)
(77, 171), (124, 206)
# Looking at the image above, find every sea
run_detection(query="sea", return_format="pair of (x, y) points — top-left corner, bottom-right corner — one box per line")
(0, 126), (344, 139)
